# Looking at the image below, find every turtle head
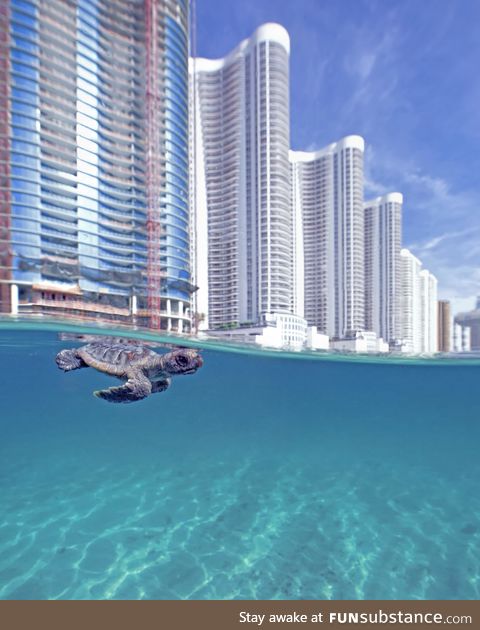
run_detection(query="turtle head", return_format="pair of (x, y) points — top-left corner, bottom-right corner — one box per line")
(161, 348), (203, 376)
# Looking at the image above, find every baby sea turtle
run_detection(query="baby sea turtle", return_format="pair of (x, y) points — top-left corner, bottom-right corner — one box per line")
(55, 340), (203, 403)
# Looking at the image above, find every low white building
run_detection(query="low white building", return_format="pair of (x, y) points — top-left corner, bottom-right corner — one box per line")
(208, 318), (393, 354)
(305, 326), (330, 351)
(207, 312), (330, 351)
(330, 331), (389, 353)
(208, 312), (309, 350)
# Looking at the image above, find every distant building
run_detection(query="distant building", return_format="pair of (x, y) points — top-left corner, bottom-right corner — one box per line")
(208, 312), (315, 350)
(455, 297), (480, 351)
(290, 136), (365, 339)
(0, 0), (192, 331)
(190, 24), (292, 331)
(399, 249), (437, 353)
(419, 269), (438, 353)
(206, 311), (330, 351)
(437, 300), (451, 352)
(330, 331), (389, 354)
(399, 249), (422, 353)
(364, 193), (402, 347)
(453, 322), (471, 352)
(305, 327), (330, 351)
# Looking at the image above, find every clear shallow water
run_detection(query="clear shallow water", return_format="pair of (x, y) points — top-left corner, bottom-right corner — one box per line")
(0, 322), (479, 600)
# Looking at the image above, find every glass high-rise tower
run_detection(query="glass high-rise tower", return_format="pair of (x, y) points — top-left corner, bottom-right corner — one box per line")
(0, 0), (191, 332)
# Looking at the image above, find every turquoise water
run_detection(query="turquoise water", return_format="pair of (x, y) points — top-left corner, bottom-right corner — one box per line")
(0, 321), (479, 600)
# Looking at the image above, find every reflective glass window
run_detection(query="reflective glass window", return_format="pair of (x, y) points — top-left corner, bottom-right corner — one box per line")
(11, 48), (36, 64)
(11, 35), (37, 53)
(12, 139), (37, 155)
(11, 74), (36, 91)
(11, 11), (35, 28)
(12, 60), (36, 77)
(12, 113), (36, 129)
(12, 21), (36, 37)
(11, 99), (36, 115)
(11, 153), (37, 169)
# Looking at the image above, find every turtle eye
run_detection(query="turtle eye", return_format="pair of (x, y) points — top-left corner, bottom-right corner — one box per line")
(176, 353), (189, 368)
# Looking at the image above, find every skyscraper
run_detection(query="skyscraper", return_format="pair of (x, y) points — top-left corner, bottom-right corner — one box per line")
(0, 0), (191, 332)
(419, 269), (438, 353)
(437, 299), (451, 352)
(364, 193), (402, 345)
(399, 248), (422, 353)
(400, 248), (437, 353)
(190, 23), (291, 330)
(290, 136), (365, 338)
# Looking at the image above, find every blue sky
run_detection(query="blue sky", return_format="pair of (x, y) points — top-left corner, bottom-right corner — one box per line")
(195, 0), (480, 315)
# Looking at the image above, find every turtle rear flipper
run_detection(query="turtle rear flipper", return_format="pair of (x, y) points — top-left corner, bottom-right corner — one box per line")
(94, 372), (152, 404)
(56, 349), (87, 372)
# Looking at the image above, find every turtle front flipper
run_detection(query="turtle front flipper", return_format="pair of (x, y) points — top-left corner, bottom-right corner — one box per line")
(94, 372), (152, 404)
(151, 378), (171, 394)
(56, 349), (87, 372)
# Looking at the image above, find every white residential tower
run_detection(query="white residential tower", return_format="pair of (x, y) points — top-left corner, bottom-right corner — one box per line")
(364, 193), (403, 345)
(190, 24), (292, 330)
(400, 248), (438, 353)
(290, 136), (365, 339)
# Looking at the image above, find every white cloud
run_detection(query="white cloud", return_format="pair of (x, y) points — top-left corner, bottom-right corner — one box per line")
(348, 50), (378, 81)
(409, 228), (477, 255)
(436, 265), (480, 317)
(403, 172), (450, 202)
(338, 24), (402, 127)
(364, 145), (392, 198)
(407, 228), (480, 316)
(449, 296), (478, 317)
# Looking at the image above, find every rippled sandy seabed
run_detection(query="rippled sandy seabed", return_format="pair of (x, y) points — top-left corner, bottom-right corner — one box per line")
(0, 322), (479, 600)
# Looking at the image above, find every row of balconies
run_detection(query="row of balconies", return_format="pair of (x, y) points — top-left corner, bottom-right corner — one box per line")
(41, 162), (77, 183)
(41, 189), (76, 209)
(40, 225), (77, 244)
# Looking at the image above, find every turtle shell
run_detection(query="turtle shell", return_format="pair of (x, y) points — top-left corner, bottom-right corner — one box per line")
(77, 341), (158, 376)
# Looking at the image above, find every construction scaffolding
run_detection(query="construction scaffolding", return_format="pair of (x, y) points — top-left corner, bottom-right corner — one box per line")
(145, 0), (162, 328)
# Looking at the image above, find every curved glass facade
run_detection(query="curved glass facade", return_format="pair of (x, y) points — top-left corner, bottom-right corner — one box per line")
(0, 0), (190, 332)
